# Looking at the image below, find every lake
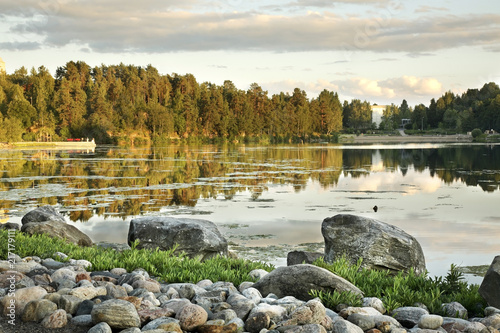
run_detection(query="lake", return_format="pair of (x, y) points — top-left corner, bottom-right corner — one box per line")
(1, 143), (499, 284)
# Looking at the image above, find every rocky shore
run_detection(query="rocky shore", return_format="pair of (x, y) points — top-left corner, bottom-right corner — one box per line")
(1, 252), (500, 333)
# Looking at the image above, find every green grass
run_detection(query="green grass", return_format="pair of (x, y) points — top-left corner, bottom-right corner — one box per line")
(0, 229), (273, 286)
(310, 257), (486, 317)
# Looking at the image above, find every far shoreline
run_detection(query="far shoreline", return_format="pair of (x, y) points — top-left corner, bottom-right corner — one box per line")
(339, 133), (473, 144)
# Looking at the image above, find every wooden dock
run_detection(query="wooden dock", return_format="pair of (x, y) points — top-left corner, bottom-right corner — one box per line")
(6, 141), (97, 150)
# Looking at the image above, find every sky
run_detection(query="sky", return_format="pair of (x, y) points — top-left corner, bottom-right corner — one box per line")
(1, 0), (500, 107)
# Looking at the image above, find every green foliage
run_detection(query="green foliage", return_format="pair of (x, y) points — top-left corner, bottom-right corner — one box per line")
(311, 256), (486, 316)
(471, 128), (483, 138)
(0, 229), (273, 286)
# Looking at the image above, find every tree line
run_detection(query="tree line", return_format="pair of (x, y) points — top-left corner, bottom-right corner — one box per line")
(0, 61), (499, 144)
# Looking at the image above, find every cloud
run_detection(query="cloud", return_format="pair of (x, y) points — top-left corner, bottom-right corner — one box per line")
(263, 79), (339, 96)
(414, 5), (449, 13)
(0, 41), (41, 51)
(1, 1), (499, 54)
(335, 76), (443, 102)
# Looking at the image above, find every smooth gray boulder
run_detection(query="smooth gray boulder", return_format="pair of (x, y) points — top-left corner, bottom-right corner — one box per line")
(21, 205), (66, 225)
(322, 214), (426, 275)
(21, 220), (93, 247)
(479, 255), (500, 308)
(252, 264), (362, 301)
(128, 217), (228, 261)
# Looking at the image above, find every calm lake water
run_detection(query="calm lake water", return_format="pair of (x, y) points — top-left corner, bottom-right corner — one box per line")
(1, 143), (499, 284)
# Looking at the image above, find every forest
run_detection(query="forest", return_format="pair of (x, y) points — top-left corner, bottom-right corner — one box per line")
(0, 61), (499, 144)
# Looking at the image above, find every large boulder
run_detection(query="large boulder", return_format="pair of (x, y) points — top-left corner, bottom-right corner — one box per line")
(479, 255), (500, 308)
(252, 264), (363, 301)
(20, 206), (93, 246)
(287, 251), (324, 266)
(128, 217), (228, 260)
(21, 205), (66, 225)
(322, 214), (425, 275)
(22, 220), (93, 247)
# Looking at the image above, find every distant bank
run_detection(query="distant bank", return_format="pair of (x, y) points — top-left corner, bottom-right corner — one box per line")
(339, 134), (473, 144)
(0, 141), (97, 150)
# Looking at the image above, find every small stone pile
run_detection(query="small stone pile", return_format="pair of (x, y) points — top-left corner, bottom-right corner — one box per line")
(1, 253), (500, 333)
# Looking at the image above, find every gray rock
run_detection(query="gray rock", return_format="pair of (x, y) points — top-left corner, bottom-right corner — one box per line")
(88, 321), (112, 333)
(127, 217), (228, 260)
(22, 220), (93, 247)
(21, 299), (57, 322)
(213, 308), (238, 323)
(0, 260), (45, 274)
(165, 283), (206, 299)
(41, 258), (67, 270)
(346, 313), (376, 331)
(248, 303), (287, 323)
(105, 284), (128, 298)
(51, 268), (77, 282)
(160, 298), (192, 313)
(392, 306), (429, 328)
(91, 299), (141, 329)
(242, 287), (262, 305)
(484, 307), (500, 317)
(418, 314), (444, 330)
(362, 297), (386, 314)
(322, 214), (426, 275)
(287, 251), (324, 266)
(21, 205), (66, 225)
(0, 222), (20, 230)
(76, 299), (94, 316)
(71, 314), (94, 326)
(95, 242), (131, 252)
(480, 256), (500, 309)
(479, 313), (500, 329)
(333, 318), (364, 333)
(227, 293), (256, 320)
(441, 302), (467, 319)
(59, 295), (83, 315)
(253, 264), (362, 301)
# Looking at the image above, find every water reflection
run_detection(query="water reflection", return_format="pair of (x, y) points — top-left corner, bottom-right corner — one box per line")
(1, 144), (499, 222)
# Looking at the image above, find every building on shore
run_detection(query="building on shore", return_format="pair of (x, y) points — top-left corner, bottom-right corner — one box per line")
(0, 57), (5, 74)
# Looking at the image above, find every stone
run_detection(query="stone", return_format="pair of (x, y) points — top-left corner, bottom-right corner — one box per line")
(138, 307), (175, 324)
(51, 268), (77, 282)
(0, 222), (20, 230)
(21, 220), (93, 246)
(41, 309), (68, 328)
(127, 216), (228, 260)
(21, 298), (58, 322)
(1, 285), (47, 315)
(226, 293), (256, 320)
(142, 317), (180, 331)
(362, 297), (386, 314)
(333, 318), (364, 333)
(245, 311), (271, 333)
(88, 321), (112, 333)
(21, 205), (67, 225)
(41, 258), (67, 270)
(441, 302), (467, 319)
(160, 298), (192, 313)
(347, 313), (376, 331)
(69, 285), (100, 300)
(158, 321), (184, 333)
(91, 299), (141, 329)
(132, 279), (161, 293)
(110, 267), (128, 276)
(176, 303), (209, 331)
(198, 321), (238, 333)
(322, 214), (426, 275)
(59, 295), (83, 315)
(71, 314), (94, 326)
(0, 260), (45, 274)
(69, 259), (92, 269)
(442, 317), (486, 333)
(253, 264), (362, 301)
(76, 299), (95, 316)
(480, 314), (500, 329)
(242, 287), (263, 305)
(287, 251), (324, 266)
(105, 284), (128, 298)
(480, 256), (500, 309)
(213, 308), (238, 322)
(418, 314), (444, 329)
(0, 270), (27, 288)
(248, 303), (287, 323)
(391, 306), (429, 328)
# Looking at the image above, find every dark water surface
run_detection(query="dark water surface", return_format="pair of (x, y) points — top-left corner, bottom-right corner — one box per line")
(1, 143), (499, 283)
